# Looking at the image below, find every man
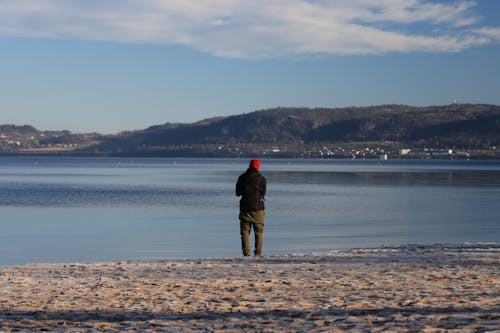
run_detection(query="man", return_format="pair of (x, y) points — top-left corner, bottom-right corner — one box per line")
(236, 159), (266, 257)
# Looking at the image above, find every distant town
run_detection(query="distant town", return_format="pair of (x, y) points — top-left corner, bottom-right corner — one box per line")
(0, 126), (494, 159)
(199, 143), (484, 159)
(0, 125), (101, 154)
(1, 104), (499, 159)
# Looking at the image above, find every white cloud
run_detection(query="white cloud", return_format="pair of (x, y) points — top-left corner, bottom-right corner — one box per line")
(473, 27), (500, 42)
(0, 0), (498, 58)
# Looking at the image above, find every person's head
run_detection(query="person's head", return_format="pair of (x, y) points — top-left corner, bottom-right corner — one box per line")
(249, 159), (260, 171)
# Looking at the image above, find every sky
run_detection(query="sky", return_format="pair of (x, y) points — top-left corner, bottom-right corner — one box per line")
(1, 0), (499, 134)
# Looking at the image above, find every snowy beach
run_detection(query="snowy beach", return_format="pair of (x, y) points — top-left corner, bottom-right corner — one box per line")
(0, 244), (498, 332)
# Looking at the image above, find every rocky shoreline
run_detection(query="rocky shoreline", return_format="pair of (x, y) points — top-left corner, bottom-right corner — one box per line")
(1, 244), (498, 332)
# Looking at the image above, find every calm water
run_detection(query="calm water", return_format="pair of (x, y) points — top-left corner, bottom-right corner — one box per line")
(0, 157), (499, 265)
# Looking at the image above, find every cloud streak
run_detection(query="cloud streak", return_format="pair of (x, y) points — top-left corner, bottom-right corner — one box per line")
(0, 0), (498, 58)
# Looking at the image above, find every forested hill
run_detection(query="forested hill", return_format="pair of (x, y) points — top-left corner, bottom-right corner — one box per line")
(2, 104), (498, 157)
(84, 104), (500, 157)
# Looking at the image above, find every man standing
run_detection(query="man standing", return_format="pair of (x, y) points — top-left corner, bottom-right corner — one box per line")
(236, 159), (266, 257)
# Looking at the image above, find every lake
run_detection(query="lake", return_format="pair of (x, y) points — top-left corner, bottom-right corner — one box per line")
(0, 157), (499, 265)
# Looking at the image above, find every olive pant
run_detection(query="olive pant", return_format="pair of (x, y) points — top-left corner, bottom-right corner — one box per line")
(239, 210), (265, 256)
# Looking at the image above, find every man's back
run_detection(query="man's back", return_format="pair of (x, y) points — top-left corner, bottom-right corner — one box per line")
(236, 167), (266, 213)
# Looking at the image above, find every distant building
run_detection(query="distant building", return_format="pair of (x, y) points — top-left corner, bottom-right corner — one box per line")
(430, 149), (453, 156)
(399, 149), (411, 155)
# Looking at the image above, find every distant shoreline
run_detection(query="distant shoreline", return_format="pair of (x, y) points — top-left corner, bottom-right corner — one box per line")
(1, 152), (500, 160)
(1, 243), (498, 332)
(2, 104), (499, 159)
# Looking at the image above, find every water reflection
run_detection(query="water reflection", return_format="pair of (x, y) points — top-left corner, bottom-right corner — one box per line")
(0, 182), (226, 208)
(266, 170), (500, 187)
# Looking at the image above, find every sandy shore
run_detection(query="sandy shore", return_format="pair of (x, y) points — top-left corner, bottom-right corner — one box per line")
(0, 244), (498, 332)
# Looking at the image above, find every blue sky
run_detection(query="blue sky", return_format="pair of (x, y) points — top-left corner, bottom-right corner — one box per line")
(1, 0), (499, 133)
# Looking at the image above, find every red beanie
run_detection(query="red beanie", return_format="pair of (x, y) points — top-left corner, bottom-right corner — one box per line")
(249, 159), (260, 170)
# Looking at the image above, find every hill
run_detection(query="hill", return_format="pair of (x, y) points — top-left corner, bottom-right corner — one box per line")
(81, 104), (500, 158)
(0, 125), (101, 154)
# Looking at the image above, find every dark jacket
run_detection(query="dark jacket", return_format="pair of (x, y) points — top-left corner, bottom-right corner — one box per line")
(236, 167), (266, 213)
